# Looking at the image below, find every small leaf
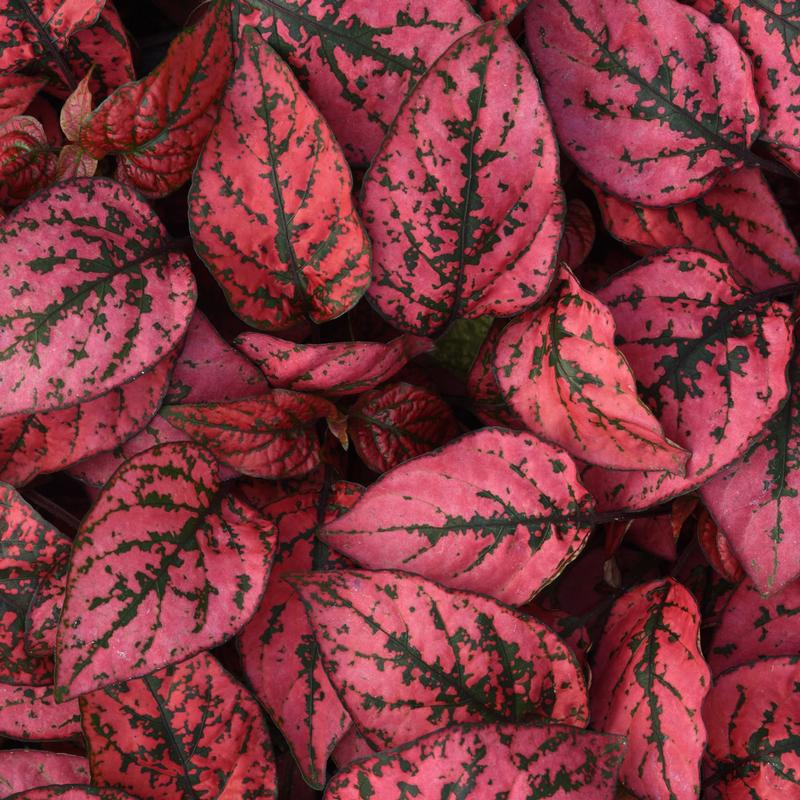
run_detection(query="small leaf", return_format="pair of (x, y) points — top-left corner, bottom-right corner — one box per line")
(557, 198), (595, 269)
(472, 0), (529, 21)
(60, 70), (92, 142)
(696, 508), (743, 583)
(0, 75), (46, 125)
(0, 751), (89, 797)
(361, 21), (563, 335)
(0, 683), (80, 740)
(289, 568), (590, 750)
(54, 144), (96, 179)
(55, 443), (277, 699)
(0, 116), (56, 206)
(321, 427), (594, 605)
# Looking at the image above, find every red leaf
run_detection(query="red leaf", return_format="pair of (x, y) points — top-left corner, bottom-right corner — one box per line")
(0, 75), (46, 125)
(4, 789), (138, 799)
(696, 507), (743, 583)
(54, 443), (277, 699)
(0, 179), (196, 419)
(239, 483), (362, 789)
(54, 144), (95, 179)
(590, 579), (710, 800)
(78, 1), (233, 197)
(235, 334), (432, 396)
(321, 428), (594, 605)
(0, 751), (89, 797)
(24, 560), (66, 658)
(325, 721), (625, 799)
(0, 116), (56, 206)
(289, 569), (589, 749)
(472, 0), (529, 21)
(330, 725), (373, 770)
(557, 198), (595, 269)
(59, 70), (91, 141)
(361, 21), (562, 336)
(524, 0), (760, 204)
(80, 652), (277, 800)
(0, 684), (80, 740)
(590, 169), (800, 291)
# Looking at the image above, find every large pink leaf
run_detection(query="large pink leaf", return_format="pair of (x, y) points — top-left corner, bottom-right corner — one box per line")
(525, 0), (760, 204)
(0, 752), (89, 798)
(242, 0), (480, 166)
(81, 652), (277, 800)
(590, 169), (800, 291)
(239, 482), (362, 789)
(0, 178), (196, 419)
(234, 333), (432, 396)
(77, 1), (233, 197)
(590, 579), (710, 800)
(361, 21), (562, 336)
(579, 249), (793, 512)
(5, 787), (140, 799)
(189, 27), (371, 331)
(325, 720), (624, 799)
(0, 75), (45, 124)
(54, 443), (277, 700)
(0, 116), (56, 206)
(0, 683), (80, 739)
(289, 569), (589, 750)
(495, 265), (688, 472)
(321, 428), (594, 605)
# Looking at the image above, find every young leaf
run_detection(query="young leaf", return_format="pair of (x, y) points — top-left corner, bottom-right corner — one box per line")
(696, 508), (743, 583)
(0, 683), (80, 740)
(77, 1), (234, 197)
(326, 720), (624, 799)
(525, 0), (760, 204)
(579, 249), (793, 512)
(321, 428), (594, 605)
(54, 144), (96, 179)
(0, 178), (196, 419)
(495, 265), (688, 472)
(234, 334), (433, 396)
(289, 569), (590, 750)
(703, 656), (799, 800)
(0, 751), (89, 797)
(54, 443), (277, 700)
(0, 116), (56, 206)
(590, 579), (710, 800)
(0, 75), (46, 125)
(361, 21), (563, 336)
(59, 70), (91, 142)
(80, 652), (277, 800)
(590, 169), (800, 291)
(557, 198), (595, 269)
(161, 392), (343, 479)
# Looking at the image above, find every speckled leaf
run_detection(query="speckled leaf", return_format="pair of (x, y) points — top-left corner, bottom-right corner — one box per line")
(696, 507), (743, 582)
(189, 27), (371, 331)
(80, 651), (277, 799)
(0, 116), (56, 206)
(703, 656), (800, 800)
(557, 198), (595, 269)
(60, 71), (91, 141)
(161, 392), (343, 479)
(325, 720), (624, 800)
(525, 0), (760, 204)
(362, 21), (562, 336)
(242, 0), (480, 166)
(54, 144), (96, 179)
(590, 579), (710, 800)
(239, 482), (362, 789)
(350, 382), (461, 473)
(5, 789), (138, 800)
(25, 559), (66, 658)
(0, 752), (89, 798)
(0, 178), (196, 419)
(472, 0), (529, 20)
(0, 75), (45, 124)
(495, 265), (688, 472)
(0, 483), (71, 684)
(54, 443), (277, 700)
(579, 249), (793, 512)
(0, 683), (80, 740)
(234, 333), (432, 396)
(77, 1), (233, 197)
(590, 169), (800, 291)
(321, 428), (594, 604)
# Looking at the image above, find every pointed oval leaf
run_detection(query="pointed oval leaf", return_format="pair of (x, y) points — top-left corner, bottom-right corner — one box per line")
(495, 265), (688, 472)
(579, 249), (794, 511)
(590, 169), (800, 291)
(55, 443), (277, 700)
(77, 1), (233, 197)
(0, 683), (80, 740)
(590, 579), (710, 800)
(81, 651), (277, 800)
(321, 428), (594, 605)
(524, 0), (760, 204)
(557, 198), (595, 269)
(6, 788), (139, 799)
(289, 569), (590, 750)
(325, 720), (624, 800)
(60, 71), (91, 142)
(0, 178), (196, 419)
(25, 559), (66, 658)
(0, 752), (89, 798)
(234, 334), (433, 396)
(362, 21), (562, 336)
(350, 382), (461, 473)
(0, 75), (46, 125)
(0, 116), (56, 206)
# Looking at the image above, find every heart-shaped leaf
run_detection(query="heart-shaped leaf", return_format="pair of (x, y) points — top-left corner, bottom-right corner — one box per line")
(0, 178), (196, 419)
(361, 21), (563, 336)
(189, 26), (372, 331)
(289, 569), (589, 750)
(590, 579), (710, 800)
(80, 651), (277, 800)
(321, 427), (594, 605)
(0, 683), (80, 740)
(54, 443), (277, 700)
(0, 751), (89, 797)
(0, 116), (56, 206)
(234, 333), (433, 396)
(0, 76), (46, 124)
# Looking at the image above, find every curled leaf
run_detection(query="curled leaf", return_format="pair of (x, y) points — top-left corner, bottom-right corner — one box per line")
(0, 116), (56, 206)
(557, 198), (595, 269)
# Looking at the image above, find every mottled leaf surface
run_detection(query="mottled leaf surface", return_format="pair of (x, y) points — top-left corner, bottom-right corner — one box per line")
(6, 787), (140, 799)
(0, 76), (45, 124)
(55, 443), (277, 699)
(0, 116), (56, 206)
(290, 569), (589, 750)
(590, 579), (710, 800)
(0, 752), (89, 798)
(362, 22), (562, 335)
(25, 559), (66, 658)
(525, 0), (760, 204)
(472, 0), (529, 20)
(0, 683), (80, 740)
(696, 507), (743, 582)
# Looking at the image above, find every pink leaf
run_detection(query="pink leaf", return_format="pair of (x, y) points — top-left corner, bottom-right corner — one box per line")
(0, 751), (89, 798)
(59, 70), (92, 142)
(0, 116), (56, 206)
(0, 684), (80, 740)
(0, 76), (46, 125)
